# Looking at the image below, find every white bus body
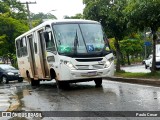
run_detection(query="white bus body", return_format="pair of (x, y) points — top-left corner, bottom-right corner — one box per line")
(15, 19), (114, 87)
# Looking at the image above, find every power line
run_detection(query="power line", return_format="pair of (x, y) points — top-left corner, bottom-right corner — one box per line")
(20, 1), (36, 29)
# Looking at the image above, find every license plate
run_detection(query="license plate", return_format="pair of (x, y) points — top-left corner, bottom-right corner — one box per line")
(88, 71), (97, 76)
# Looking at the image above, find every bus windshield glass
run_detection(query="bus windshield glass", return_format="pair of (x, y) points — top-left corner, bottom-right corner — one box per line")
(53, 23), (110, 57)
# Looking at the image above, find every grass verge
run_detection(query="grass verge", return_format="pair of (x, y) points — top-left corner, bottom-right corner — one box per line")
(115, 70), (160, 80)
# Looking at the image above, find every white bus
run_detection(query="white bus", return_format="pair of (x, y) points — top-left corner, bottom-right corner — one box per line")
(15, 19), (114, 88)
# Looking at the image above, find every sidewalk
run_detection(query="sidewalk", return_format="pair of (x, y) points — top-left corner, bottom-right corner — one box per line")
(105, 76), (160, 86)
(121, 64), (150, 73)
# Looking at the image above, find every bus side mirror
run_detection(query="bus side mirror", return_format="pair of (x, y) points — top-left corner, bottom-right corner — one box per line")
(43, 32), (49, 43)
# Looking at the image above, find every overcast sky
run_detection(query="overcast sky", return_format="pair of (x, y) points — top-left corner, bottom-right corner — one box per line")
(19, 0), (85, 19)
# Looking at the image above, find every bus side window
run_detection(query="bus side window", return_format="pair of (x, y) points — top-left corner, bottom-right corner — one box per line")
(16, 40), (21, 58)
(33, 32), (37, 54)
(45, 25), (56, 52)
(22, 37), (28, 56)
(16, 37), (28, 58)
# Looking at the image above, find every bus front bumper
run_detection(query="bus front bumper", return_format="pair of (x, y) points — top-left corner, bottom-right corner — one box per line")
(60, 62), (114, 81)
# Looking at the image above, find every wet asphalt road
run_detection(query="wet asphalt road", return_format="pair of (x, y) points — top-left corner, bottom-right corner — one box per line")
(1, 79), (160, 120)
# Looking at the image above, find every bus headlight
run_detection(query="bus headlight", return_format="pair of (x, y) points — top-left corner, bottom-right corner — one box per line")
(64, 61), (76, 70)
(104, 61), (111, 68)
(104, 57), (114, 68)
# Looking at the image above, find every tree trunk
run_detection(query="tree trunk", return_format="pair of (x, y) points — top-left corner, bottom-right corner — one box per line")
(114, 39), (121, 72)
(121, 53), (125, 66)
(127, 53), (130, 65)
(151, 30), (157, 73)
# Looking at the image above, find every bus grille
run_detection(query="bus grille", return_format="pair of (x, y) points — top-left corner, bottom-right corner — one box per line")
(75, 58), (103, 62)
(76, 64), (104, 70)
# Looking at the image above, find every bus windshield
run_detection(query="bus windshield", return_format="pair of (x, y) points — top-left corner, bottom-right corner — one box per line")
(53, 23), (110, 57)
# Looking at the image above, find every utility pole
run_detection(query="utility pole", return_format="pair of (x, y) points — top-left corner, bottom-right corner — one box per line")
(20, 1), (36, 29)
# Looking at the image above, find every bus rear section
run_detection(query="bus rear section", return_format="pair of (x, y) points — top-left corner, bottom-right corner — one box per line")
(15, 19), (114, 88)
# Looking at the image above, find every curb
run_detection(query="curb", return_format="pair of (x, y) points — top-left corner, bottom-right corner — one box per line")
(104, 77), (160, 86)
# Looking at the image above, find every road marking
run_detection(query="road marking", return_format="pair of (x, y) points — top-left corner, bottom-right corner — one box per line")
(0, 103), (10, 107)
(0, 100), (9, 102)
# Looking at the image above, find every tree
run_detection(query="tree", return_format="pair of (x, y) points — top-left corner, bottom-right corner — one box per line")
(0, 0), (27, 21)
(120, 39), (143, 65)
(64, 13), (84, 19)
(125, 0), (160, 73)
(31, 12), (57, 27)
(0, 1), (10, 13)
(31, 12), (57, 20)
(0, 0), (29, 65)
(0, 14), (29, 64)
(83, 0), (130, 71)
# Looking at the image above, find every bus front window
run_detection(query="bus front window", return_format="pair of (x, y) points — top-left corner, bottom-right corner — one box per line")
(80, 24), (106, 53)
(53, 24), (87, 54)
(53, 23), (110, 57)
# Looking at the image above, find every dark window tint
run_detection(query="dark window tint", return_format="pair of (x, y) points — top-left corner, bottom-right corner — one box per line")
(16, 37), (28, 58)
(45, 25), (56, 52)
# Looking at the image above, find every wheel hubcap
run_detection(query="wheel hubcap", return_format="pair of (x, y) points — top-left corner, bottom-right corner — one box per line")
(2, 77), (7, 83)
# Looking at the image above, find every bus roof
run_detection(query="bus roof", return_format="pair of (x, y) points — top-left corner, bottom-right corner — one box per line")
(15, 19), (100, 40)
(44, 19), (99, 24)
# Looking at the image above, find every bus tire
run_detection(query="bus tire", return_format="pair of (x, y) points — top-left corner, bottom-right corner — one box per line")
(50, 69), (69, 89)
(18, 78), (23, 82)
(31, 79), (40, 86)
(27, 72), (39, 86)
(56, 80), (69, 89)
(94, 78), (102, 87)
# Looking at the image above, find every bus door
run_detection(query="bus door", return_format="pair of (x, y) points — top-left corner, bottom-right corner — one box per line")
(27, 35), (38, 77)
(44, 25), (58, 79)
(38, 30), (49, 78)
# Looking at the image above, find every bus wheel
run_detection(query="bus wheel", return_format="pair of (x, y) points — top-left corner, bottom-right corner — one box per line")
(94, 78), (102, 87)
(27, 72), (39, 86)
(31, 79), (40, 86)
(56, 80), (69, 89)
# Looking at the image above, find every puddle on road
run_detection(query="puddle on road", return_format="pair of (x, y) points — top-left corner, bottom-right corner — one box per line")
(0, 83), (39, 120)
(10, 85), (32, 111)
(0, 82), (32, 112)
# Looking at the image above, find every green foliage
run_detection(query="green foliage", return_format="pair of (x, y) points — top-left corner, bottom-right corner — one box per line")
(115, 71), (160, 80)
(109, 38), (116, 51)
(0, 0), (27, 21)
(83, 0), (130, 39)
(120, 39), (143, 56)
(125, 0), (160, 72)
(32, 19), (42, 27)
(0, 14), (29, 64)
(0, 0), (29, 64)
(125, 0), (160, 31)
(31, 12), (57, 20)
(109, 32), (144, 65)
(31, 12), (57, 27)
(0, 1), (10, 13)
(64, 13), (84, 19)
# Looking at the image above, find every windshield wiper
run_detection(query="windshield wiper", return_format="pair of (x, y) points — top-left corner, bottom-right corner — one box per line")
(73, 30), (79, 55)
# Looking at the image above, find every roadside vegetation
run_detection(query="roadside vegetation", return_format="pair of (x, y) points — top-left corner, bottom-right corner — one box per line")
(115, 70), (160, 80)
